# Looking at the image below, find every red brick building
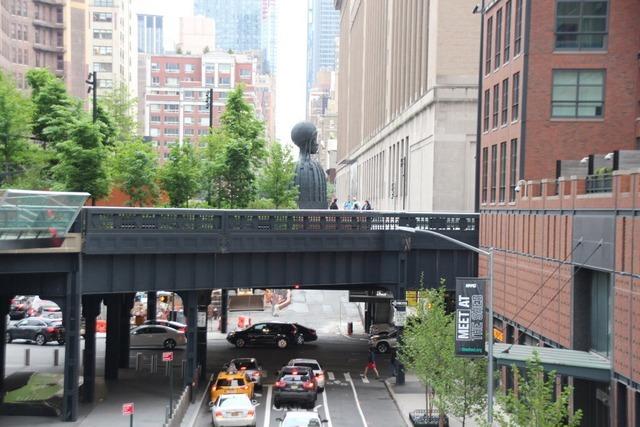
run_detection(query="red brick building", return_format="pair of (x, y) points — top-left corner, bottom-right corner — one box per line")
(139, 52), (273, 161)
(479, 1), (640, 425)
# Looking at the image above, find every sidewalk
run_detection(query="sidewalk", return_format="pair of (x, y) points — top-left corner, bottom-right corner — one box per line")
(384, 374), (484, 427)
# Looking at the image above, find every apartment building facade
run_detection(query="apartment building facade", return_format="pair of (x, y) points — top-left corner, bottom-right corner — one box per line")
(334, 0), (480, 212)
(88, 0), (137, 95)
(140, 52), (271, 161)
(479, 1), (640, 425)
(0, 0), (87, 98)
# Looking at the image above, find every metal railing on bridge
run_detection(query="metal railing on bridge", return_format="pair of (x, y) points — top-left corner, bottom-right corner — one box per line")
(81, 208), (477, 234)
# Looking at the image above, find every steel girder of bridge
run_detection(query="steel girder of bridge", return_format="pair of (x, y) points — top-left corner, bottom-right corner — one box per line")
(0, 208), (478, 422)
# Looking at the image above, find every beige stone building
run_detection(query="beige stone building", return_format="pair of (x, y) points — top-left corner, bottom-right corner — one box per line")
(0, 0), (87, 99)
(177, 15), (215, 55)
(88, 0), (137, 97)
(334, 0), (479, 211)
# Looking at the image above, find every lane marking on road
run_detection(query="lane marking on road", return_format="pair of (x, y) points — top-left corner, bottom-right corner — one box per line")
(262, 385), (272, 427)
(345, 373), (368, 427)
(322, 386), (333, 427)
(328, 371), (335, 381)
(361, 376), (370, 384)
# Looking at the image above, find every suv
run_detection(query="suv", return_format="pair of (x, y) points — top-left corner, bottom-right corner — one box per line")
(273, 366), (318, 409)
(369, 329), (398, 354)
(226, 322), (297, 349)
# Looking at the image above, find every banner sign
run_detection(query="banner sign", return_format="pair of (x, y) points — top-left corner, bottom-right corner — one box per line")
(455, 278), (486, 357)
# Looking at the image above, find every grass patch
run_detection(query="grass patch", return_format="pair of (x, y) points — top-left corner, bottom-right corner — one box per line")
(4, 373), (63, 403)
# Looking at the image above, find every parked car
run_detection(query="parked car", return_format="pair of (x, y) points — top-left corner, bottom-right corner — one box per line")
(129, 325), (186, 349)
(273, 366), (318, 409)
(369, 323), (396, 336)
(277, 410), (328, 427)
(226, 322), (298, 349)
(27, 297), (60, 318)
(224, 358), (264, 390)
(6, 317), (65, 345)
(292, 323), (318, 345)
(143, 319), (187, 333)
(369, 330), (399, 354)
(210, 393), (258, 427)
(9, 296), (30, 320)
(210, 371), (255, 403)
(286, 358), (325, 391)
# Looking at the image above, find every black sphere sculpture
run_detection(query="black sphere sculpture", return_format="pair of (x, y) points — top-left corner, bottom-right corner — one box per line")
(292, 121), (327, 209)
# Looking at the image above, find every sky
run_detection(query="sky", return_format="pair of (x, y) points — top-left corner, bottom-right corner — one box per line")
(134, 0), (308, 149)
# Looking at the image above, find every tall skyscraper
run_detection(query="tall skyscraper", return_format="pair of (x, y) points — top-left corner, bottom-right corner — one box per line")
(89, 0), (137, 95)
(0, 0), (87, 98)
(193, 0), (262, 53)
(261, 0), (277, 74)
(137, 14), (164, 54)
(306, 0), (339, 92)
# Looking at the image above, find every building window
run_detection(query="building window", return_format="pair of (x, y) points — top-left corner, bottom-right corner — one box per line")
(495, 8), (502, 69)
(219, 64), (232, 73)
(93, 62), (112, 72)
(499, 142), (507, 202)
(483, 89), (490, 132)
(205, 64), (215, 73)
(240, 68), (251, 78)
(93, 46), (113, 55)
(514, 0), (523, 55)
(512, 72), (520, 121)
(149, 128), (159, 136)
(504, 1), (512, 62)
(98, 79), (113, 88)
(151, 62), (159, 71)
(56, 7), (63, 24)
(184, 117), (193, 125)
(485, 17), (492, 74)
(93, 29), (112, 40)
(219, 76), (231, 86)
(164, 104), (179, 112)
(184, 91), (194, 100)
(165, 63), (180, 73)
(482, 148), (488, 203)
(200, 118), (209, 126)
(164, 128), (179, 136)
(490, 145), (497, 203)
(205, 77), (215, 85)
(184, 128), (194, 135)
(184, 105), (193, 113)
(551, 70), (604, 118)
(151, 76), (160, 86)
(501, 79), (509, 125)
(556, 0), (608, 50)
(492, 84), (499, 129)
(185, 64), (195, 73)
(93, 0), (114, 6)
(165, 116), (179, 124)
(165, 77), (178, 86)
(149, 104), (160, 112)
(93, 12), (112, 22)
(509, 139), (518, 201)
(150, 115), (161, 123)
(56, 54), (64, 71)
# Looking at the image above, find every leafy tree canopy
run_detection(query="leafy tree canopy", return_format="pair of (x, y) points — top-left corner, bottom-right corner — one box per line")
(111, 139), (159, 206)
(256, 142), (298, 209)
(160, 143), (201, 207)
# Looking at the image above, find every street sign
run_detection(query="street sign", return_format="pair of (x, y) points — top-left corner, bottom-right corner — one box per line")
(122, 402), (134, 416)
(197, 311), (207, 328)
(394, 310), (407, 327)
(455, 278), (486, 357)
(392, 300), (408, 307)
(162, 351), (174, 362)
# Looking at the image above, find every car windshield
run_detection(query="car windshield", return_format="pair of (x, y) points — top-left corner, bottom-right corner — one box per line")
(218, 396), (249, 408)
(281, 374), (310, 382)
(292, 362), (320, 370)
(217, 378), (245, 387)
(234, 360), (257, 370)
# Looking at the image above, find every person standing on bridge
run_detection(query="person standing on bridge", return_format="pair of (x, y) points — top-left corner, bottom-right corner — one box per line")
(329, 198), (339, 209)
(362, 348), (380, 379)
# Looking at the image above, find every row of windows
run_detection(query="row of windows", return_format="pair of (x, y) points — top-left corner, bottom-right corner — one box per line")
(483, 72), (520, 132)
(151, 63), (238, 74)
(93, 12), (113, 23)
(9, 0), (28, 17)
(10, 23), (28, 41)
(486, 0), (523, 74)
(10, 47), (29, 65)
(481, 139), (519, 203)
(149, 127), (211, 137)
(94, 45), (113, 56)
(93, 29), (112, 40)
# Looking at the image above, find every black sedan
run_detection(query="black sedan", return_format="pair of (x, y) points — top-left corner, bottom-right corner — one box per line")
(6, 317), (65, 346)
(226, 322), (298, 349)
(292, 323), (318, 345)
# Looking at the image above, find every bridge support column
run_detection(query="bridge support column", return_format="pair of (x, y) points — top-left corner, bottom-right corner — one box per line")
(81, 295), (101, 403)
(197, 291), (209, 380)
(182, 291), (198, 387)
(63, 262), (82, 421)
(395, 253), (408, 386)
(104, 295), (122, 380)
(119, 294), (134, 369)
(147, 291), (157, 321)
(0, 295), (10, 395)
(220, 289), (228, 334)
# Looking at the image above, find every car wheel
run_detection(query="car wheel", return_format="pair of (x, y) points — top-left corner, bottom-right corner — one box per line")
(295, 334), (305, 345)
(5, 332), (11, 343)
(235, 338), (246, 348)
(58, 339), (65, 345)
(376, 342), (389, 354)
(276, 337), (288, 349)
(35, 334), (46, 346)
(318, 387), (324, 393)
(163, 339), (176, 349)
(273, 399), (280, 408)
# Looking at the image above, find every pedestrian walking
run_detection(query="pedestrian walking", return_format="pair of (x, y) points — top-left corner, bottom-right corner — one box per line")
(362, 348), (380, 379)
(343, 197), (353, 210)
(361, 200), (372, 210)
(329, 198), (339, 209)
(389, 347), (397, 377)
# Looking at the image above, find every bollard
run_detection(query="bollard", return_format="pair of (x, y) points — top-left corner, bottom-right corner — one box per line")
(165, 360), (171, 376)
(347, 322), (353, 336)
(53, 349), (59, 367)
(24, 348), (30, 366)
(150, 354), (158, 374)
(135, 352), (143, 371)
(181, 359), (187, 379)
(165, 405), (170, 423)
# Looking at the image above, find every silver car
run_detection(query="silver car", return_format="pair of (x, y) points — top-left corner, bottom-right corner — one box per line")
(369, 330), (398, 354)
(211, 393), (258, 427)
(224, 358), (264, 389)
(130, 325), (186, 349)
(286, 358), (325, 390)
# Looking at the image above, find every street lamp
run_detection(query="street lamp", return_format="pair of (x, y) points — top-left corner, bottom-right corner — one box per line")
(397, 226), (495, 424)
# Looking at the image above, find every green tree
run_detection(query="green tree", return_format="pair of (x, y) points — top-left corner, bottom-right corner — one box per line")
(100, 83), (137, 144)
(496, 353), (582, 427)
(52, 115), (110, 204)
(0, 71), (33, 186)
(401, 283), (487, 426)
(111, 139), (159, 206)
(160, 143), (201, 207)
(255, 143), (298, 208)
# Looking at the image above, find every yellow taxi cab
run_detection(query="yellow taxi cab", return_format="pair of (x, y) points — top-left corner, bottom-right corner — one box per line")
(210, 371), (255, 403)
